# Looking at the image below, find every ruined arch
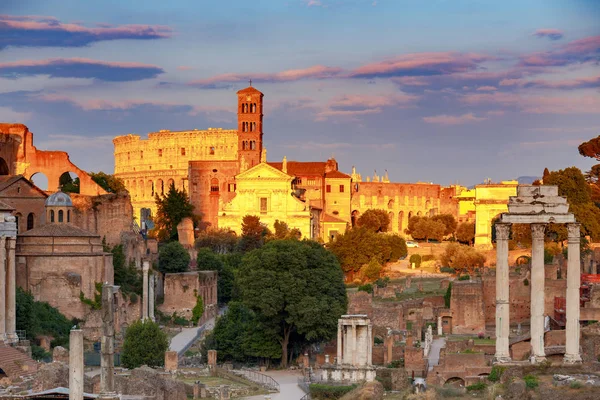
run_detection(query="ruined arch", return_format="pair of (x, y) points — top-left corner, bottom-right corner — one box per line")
(408, 211), (413, 220)
(30, 172), (49, 191)
(147, 180), (154, 198)
(444, 377), (465, 387)
(157, 179), (164, 196)
(27, 213), (34, 231)
(59, 171), (80, 194)
(388, 199), (394, 209)
(138, 180), (145, 198)
(0, 157), (9, 175)
(167, 178), (174, 190)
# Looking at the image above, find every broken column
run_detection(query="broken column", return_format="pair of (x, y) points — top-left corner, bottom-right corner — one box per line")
(437, 316), (442, 336)
(165, 351), (179, 372)
(69, 329), (84, 400)
(530, 223), (546, 363)
(142, 260), (149, 320)
(564, 223), (582, 363)
(494, 223), (511, 362)
(149, 274), (155, 322)
(0, 237), (6, 343)
(207, 349), (217, 369)
(98, 284), (119, 400)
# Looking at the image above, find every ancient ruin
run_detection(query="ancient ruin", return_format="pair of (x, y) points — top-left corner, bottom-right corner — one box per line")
(0, 201), (17, 344)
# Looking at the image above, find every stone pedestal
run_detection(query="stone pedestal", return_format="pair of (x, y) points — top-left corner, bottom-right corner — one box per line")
(69, 329), (84, 400)
(207, 349), (217, 369)
(564, 223), (582, 363)
(494, 223), (511, 362)
(530, 224), (546, 363)
(165, 351), (179, 372)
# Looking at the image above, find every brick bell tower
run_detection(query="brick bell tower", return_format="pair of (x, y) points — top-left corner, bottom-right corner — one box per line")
(237, 84), (264, 169)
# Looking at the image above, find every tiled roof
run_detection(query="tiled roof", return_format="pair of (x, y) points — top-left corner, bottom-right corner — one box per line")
(0, 199), (14, 211)
(237, 86), (263, 95)
(0, 342), (38, 378)
(19, 223), (99, 238)
(322, 213), (347, 223)
(0, 175), (22, 191)
(325, 170), (351, 179)
(268, 161), (328, 176)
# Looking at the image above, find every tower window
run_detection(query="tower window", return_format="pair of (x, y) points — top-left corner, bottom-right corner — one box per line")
(67, 210), (71, 223)
(50, 210), (55, 223)
(58, 210), (64, 223)
(210, 146), (215, 155)
(181, 148), (186, 156)
(158, 149), (163, 157)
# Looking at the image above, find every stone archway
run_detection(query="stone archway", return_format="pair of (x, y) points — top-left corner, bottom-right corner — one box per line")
(444, 377), (465, 387)
(0, 157), (9, 175)
(30, 172), (49, 191)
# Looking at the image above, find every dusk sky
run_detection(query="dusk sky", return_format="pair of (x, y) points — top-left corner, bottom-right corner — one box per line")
(1, 0), (599, 187)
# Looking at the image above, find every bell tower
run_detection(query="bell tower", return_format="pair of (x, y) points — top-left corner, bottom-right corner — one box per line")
(237, 84), (264, 168)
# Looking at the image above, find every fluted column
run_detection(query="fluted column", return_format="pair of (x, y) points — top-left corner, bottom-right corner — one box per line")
(142, 260), (149, 320)
(336, 320), (342, 365)
(0, 237), (6, 342)
(530, 223), (546, 363)
(564, 223), (582, 363)
(6, 238), (17, 343)
(494, 223), (511, 362)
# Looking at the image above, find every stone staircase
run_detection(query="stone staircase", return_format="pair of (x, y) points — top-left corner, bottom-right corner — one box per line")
(0, 342), (38, 378)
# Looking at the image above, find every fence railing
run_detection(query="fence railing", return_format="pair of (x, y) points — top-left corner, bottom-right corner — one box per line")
(298, 377), (310, 393)
(231, 368), (280, 392)
(300, 393), (312, 400)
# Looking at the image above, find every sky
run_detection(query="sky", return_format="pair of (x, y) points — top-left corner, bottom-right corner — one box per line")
(1, 0), (599, 187)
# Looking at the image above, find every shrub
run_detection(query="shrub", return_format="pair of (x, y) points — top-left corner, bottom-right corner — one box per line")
(357, 284), (373, 294)
(158, 241), (190, 274)
(440, 266), (455, 274)
(387, 359), (403, 368)
(79, 282), (103, 310)
(374, 336), (384, 345)
(569, 381), (583, 389)
(422, 254), (435, 262)
(361, 259), (383, 281)
(524, 278), (529, 286)
(172, 312), (189, 326)
(488, 365), (505, 382)
(466, 382), (486, 391)
(458, 274), (470, 281)
(31, 345), (52, 361)
(191, 294), (204, 325)
(121, 319), (169, 368)
(409, 254), (422, 268)
(374, 277), (390, 288)
(444, 282), (452, 308)
(524, 374), (539, 389)
(309, 383), (357, 399)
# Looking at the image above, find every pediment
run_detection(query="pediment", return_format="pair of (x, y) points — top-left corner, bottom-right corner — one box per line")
(236, 162), (292, 181)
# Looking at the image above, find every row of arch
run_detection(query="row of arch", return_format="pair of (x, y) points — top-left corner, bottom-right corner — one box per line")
(49, 209), (70, 223)
(241, 141), (257, 150)
(124, 178), (185, 200)
(241, 103), (257, 113)
(241, 122), (257, 132)
(387, 199), (432, 209)
(351, 209), (433, 233)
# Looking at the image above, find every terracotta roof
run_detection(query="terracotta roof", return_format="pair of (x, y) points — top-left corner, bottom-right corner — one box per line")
(322, 213), (347, 223)
(237, 86), (263, 95)
(0, 175), (22, 191)
(0, 342), (38, 378)
(19, 223), (99, 238)
(268, 161), (328, 176)
(325, 170), (351, 179)
(0, 199), (14, 211)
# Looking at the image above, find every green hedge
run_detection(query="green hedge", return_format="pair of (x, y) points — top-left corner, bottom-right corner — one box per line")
(309, 383), (357, 399)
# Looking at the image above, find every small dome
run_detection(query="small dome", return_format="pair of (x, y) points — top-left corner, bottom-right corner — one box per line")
(45, 190), (73, 207)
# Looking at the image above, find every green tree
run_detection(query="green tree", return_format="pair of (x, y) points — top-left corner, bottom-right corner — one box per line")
(121, 319), (169, 368)
(411, 218), (445, 242)
(361, 259), (382, 281)
(356, 209), (390, 232)
(153, 182), (195, 242)
(158, 241), (190, 274)
(237, 240), (347, 367)
(432, 214), (457, 237)
(237, 215), (271, 252)
(385, 234), (408, 260)
(196, 247), (235, 303)
(439, 243), (486, 275)
(272, 220), (301, 240)
(195, 228), (238, 254)
(405, 216), (423, 236)
(89, 171), (127, 193)
(191, 294), (204, 325)
(59, 173), (80, 194)
(328, 227), (391, 273)
(107, 244), (142, 295)
(455, 222), (475, 245)
(544, 167), (591, 205)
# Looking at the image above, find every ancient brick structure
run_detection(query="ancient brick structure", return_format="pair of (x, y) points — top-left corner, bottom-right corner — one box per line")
(0, 176), (47, 233)
(449, 281), (485, 335)
(159, 271), (217, 323)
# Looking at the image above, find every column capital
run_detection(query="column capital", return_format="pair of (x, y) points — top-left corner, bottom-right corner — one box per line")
(567, 223), (581, 239)
(531, 223), (546, 239)
(495, 223), (511, 241)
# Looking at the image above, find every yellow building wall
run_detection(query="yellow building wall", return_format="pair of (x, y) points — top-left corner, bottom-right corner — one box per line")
(473, 182), (518, 248)
(113, 128), (238, 219)
(456, 188), (476, 216)
(324, 177), (352, 223)
(218, 163), (312, 239)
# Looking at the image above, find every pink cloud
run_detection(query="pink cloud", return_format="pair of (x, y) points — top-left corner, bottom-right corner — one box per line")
(476, 86), (497, 91)
(189, 65), (343, 87)
(423, 113), (486, 125)
(533, 29), (564, 41)
(520, 35), (600, 67)
(0, 57), (159, 69)
(314, 93), (417, 121)
(486, 110), (505, 116)
(349, 52), (493, 79)
(462, 91), (600, 114)
(499, 75), (600, 90)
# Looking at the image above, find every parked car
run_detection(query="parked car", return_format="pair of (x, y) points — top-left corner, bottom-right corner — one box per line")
(406, 240), (419, 248)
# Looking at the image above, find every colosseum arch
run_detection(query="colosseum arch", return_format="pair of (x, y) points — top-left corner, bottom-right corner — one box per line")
(0, 157), (9, 175)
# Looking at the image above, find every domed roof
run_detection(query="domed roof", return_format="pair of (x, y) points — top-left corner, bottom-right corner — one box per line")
(45, 190), (73, 207)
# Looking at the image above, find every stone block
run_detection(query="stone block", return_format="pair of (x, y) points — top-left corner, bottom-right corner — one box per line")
(207, 349), (217, 368)
(165, 351), (179, 372)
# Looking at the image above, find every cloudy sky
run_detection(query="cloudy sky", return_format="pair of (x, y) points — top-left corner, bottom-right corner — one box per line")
(1, 0), (599, 187)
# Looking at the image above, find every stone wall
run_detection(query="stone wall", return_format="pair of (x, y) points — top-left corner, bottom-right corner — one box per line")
(82, 291), (142, 342)
(159, 271), (217, 322)
(450, 281), (485, 334)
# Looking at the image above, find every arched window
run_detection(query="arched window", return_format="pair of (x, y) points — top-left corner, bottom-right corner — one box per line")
(67, 210), (70, 223)
(249, 122), (253, 132)
(210, 146), (215, 155)
(0, 157), (9, 175)
(210, 178), (219, 192)
(58, 210), (64, 223)
(242, 141), (246, 150)
(27, 213), (34, 230)
(252, 103), (256, 113)
(50, 210), (55, 223)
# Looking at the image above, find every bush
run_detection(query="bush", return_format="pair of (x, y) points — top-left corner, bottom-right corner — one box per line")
(361, 259), (382, 281)
(191, 294), (204, 325)
(458, 274), (470, 281)
(158, 241), (190, 274)
(488, 365), (505, 382)
(409, 254), (422, 268)
(309, 383), (357, 399)
(444, 282), (452, 308)
(121, 319), (169, 368)
(524, 278), (529, 286)
(466, 382), (486, 391)
(440, 266), (455, 274)
(31, 345), (52, 361)
(524, 374), (539, 389)
(374, 336), (384, 345)
(439, 243), (486, 275)
(357, 284), (373, 294)
(172, 312), (189, 326)
(374, 277), (390, 288)
(422, 254), (435, 262)
(387, 359), (403, 368)
(569, 381), (583, 389)
(437, 386), (463, 398)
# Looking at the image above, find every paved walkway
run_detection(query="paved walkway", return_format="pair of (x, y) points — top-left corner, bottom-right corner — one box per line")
(242, 370), (306, 400)
(169, 314), (217, 355)
(427, 337), (446, 371)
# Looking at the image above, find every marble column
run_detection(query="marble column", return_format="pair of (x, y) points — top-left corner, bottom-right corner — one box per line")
(367, 323), (373, 366)
(0, 237), (6, 343)
(336, 320), (342, 365)
(149, 274), (155, 322)
(69, 329), (84, 400)
(494, 223), (511, 362)
(142, 260), (149, 320)
(98, 285), (119, 400)
(530, 223), (546, 363)
(351, 323), (357, 366)
(437, 316), (442, 336)
(6, 238), (17, 343)
(564, 223), (582, 363)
